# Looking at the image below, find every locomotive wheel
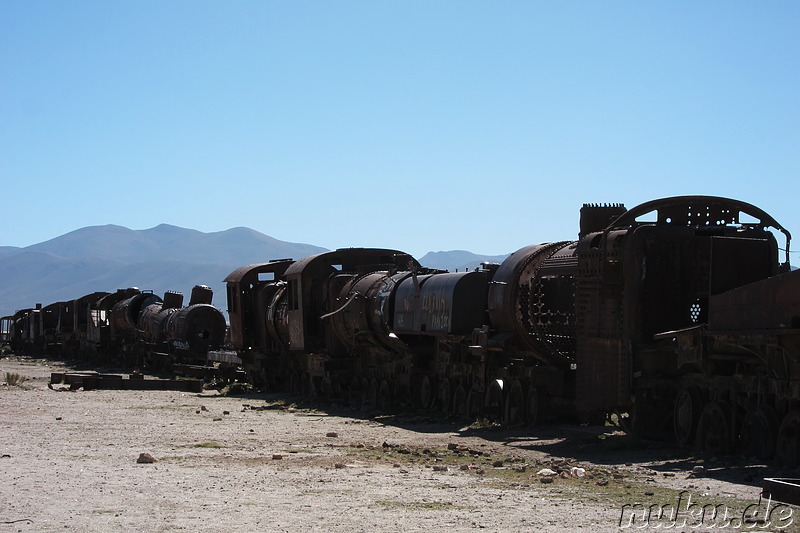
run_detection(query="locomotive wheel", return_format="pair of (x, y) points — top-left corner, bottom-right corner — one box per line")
(527, 385), (541, 427)
(503, 380), (526, 426)
(303, 373), (316, 397)
(673, 387), (702, 447)
(453, 385), (469, 419)
(484, 379), (505, 421)
(288, 371), (302, 394)
(361, 378), (378, 409)
(467, 388), (482, 419)
(632, 396), (672, 440)
(358, 378), (369, 406)
(439, 379), (453, 414)
(368, 379), (379, 408)
(319, 377), (337, 397)
(775, 411), (800, 468)
(696, 401), (732, 455)
(738, 406), (779, 460)
(419, 375), (435, 410)
(393, 381), (409, 408)
(377, 380), (392, 411)
(348, 376), (364, 407)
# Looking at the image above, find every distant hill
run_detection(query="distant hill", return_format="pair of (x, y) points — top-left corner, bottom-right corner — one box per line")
(418, 250), (510, 272)
(24, 224), (323, 265)
(0, 225), (327, 317)
(0, 246), (21, 259)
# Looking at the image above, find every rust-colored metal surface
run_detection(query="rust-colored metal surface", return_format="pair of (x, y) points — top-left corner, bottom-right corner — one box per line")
(710, 268), (800, 331)
(224, 260), (294, 353)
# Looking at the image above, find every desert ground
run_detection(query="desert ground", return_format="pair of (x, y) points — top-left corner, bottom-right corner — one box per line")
(1, 355), (798, 533)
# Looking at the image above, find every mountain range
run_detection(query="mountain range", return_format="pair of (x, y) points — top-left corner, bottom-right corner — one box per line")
(0, 225), (507, 318)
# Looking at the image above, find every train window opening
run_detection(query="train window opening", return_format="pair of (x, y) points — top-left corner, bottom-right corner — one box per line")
(634, 211), (658, 224)
(288, 281), (299, 310)
(332, 264), (342, 271)
(258, 272), (274, 282)
(739, 212), (759, 225)
(226, 286), (237, 310)
(90, 309), (107, 327)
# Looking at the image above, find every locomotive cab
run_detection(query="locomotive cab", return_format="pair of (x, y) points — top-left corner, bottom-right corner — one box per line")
(224, 260), (294, 355)
(280, 248), (418, 352)
(575, 196), (790, 420)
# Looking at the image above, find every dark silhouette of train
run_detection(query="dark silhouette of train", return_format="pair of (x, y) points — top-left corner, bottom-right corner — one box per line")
(2, 196), (798, 466)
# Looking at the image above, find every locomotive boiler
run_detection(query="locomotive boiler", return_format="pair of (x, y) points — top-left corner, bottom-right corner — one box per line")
(139, 285), (228, 368)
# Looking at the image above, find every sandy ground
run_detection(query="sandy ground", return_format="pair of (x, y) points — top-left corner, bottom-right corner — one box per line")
(1, 355), (798, 533)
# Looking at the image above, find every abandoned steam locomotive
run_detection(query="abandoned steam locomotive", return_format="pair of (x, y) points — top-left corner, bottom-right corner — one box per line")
(1, 284), (227, 370)
(2, 195), (798, 465)
(224, 196), (799, 465)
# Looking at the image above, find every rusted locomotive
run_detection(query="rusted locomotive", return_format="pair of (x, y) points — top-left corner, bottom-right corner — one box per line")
(138, 284), (228, 368)
(1, 285), (227, 370)
(224, 196), (799, 465)
(2, 195), (797, 464)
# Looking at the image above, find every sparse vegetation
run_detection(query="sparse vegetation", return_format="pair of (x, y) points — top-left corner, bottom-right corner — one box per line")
(221, 382), (253, 396)
(468, 417), (497, 430)
(193, 441), (225, 448)
(4, 372), (27, 386)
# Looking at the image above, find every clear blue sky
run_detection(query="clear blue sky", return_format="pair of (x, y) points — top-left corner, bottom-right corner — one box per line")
(2, 2), (798, 260)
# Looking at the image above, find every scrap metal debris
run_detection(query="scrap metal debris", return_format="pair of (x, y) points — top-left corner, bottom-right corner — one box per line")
(50, 372), (202, 392)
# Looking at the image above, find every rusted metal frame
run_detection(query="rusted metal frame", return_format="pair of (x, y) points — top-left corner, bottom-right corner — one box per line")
(603, 195), (792, 266)
(762, 478), (800, 506)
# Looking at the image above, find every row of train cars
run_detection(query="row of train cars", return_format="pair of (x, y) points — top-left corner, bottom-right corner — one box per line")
(2, 196), (799, 466)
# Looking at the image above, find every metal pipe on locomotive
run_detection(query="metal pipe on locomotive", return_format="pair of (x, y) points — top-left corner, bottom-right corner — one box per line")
(224, 196), (799, 465)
